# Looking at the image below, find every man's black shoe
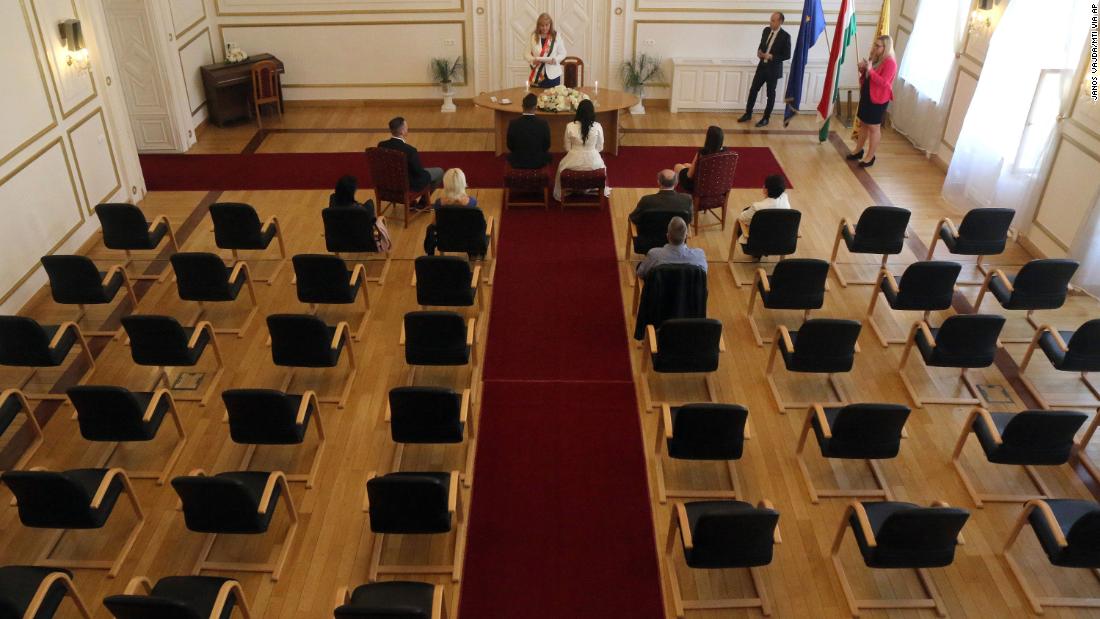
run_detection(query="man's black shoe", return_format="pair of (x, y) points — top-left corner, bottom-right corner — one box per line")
(737, 113), (752, 123)
(755, 118), (770, 127)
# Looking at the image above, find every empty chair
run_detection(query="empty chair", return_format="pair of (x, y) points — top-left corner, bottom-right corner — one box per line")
(293, 254), (371, 341)
(766, 319), (861, 412)
(828, 205), (911, 287)
(104, 575), (253, 619)
(401, 311), (477, 391)
(209, 202), (287, 284)
(67, 386), (187, 485)
(899, 314), (1005, 408)
(1, 468), (144, 577)
(1003, 499), (1100, 614)
(121, 315), (224, 407)
(41, 255), (138, 337)
(796, 403), (910, 503)
(975, 258), (1079, 342)
(686, 150), (739, 235)
(0, 566), (92, 618)
(365, 146), (432, 227)
(926, 207), (1014, 280)
(865, 261), (961, 346)
(624, 208), (683, 265)
(435, 206), (496, 284)
(747, 258), (829, 347)
(414, 256), (481, 312)
(334, 581), (447, 619)
(665, 499), (780, 617)
(640, 318), (725, 412)
(222, 388), (326, 488)
(0, 316), (94, 402)
(321, 206), (391, 285)
(831, 500), (968, 617)
(633, 263), (707, 340)
(561, 56), (584, 88)
(559, 169), (607, 210)
(387, 386), (475, 488)
(654, 403), (748, 504)
(171, 252), (259, 338)
(95, 202), (179, 282)
(250, 58), (281, 127)
(267, 314), (356, 409)
(952, 407), (1086, 507)
(0, 389), (43, 472)
(1020, 319), (1100, 409)
(729, 209), (802, 286)
(363, 471), (465, 582)
(503, 163), (551, 210)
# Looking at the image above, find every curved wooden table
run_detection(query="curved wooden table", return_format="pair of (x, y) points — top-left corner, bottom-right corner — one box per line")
(473, 87), (638, 156)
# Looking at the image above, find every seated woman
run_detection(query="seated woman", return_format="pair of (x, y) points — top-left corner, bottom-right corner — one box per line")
(674, 125), (725, 194)
(553, 99), (608, 202)
(433, 168), (478, 210)
(328, 174), (375, 217)
(734, 173), (791, 244)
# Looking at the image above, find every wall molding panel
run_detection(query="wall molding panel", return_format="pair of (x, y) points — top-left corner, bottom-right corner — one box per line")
(171, 0), (208, 39)
(29, 0), (98, 119)
(1, 1), (58, 169)
(66, 106), (122, 214)
(178, 26), (216, 115)
(215, 0), (463, 16)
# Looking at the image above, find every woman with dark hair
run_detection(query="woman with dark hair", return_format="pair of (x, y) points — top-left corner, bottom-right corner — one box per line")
(328, 174), (375, 216)
(674, 125), (725, 193)
(553, 99), (607, 201)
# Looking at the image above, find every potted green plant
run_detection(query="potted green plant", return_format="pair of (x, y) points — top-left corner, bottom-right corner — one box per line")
(619, 54), (665, 115)
(431, 57), (464, 113)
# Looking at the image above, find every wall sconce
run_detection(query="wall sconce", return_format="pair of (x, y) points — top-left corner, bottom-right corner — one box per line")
(969, 0), (996, 35)
(58, 18), (89, 71)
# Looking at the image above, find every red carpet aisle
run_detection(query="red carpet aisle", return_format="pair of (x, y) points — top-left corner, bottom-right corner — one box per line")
(458, 209), (664, 618)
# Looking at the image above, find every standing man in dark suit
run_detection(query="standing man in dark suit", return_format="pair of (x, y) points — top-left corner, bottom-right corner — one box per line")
(378, 116), (444, 208)
(629, 169), (693, 224)
(738, 12), (792, 128)
(507, 93), (552, 169)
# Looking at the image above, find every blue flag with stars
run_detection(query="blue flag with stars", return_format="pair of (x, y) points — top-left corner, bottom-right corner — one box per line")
(783, 0), (826, 127)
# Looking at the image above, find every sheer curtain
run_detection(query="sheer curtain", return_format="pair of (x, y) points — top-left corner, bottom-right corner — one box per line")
(943, 0), (1090, 228)
(1070, 188), (1100, 296)
(891, 0), (969, 152)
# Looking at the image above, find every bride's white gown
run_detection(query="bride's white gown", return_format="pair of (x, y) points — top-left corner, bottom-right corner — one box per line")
(553, 120), (608, 201)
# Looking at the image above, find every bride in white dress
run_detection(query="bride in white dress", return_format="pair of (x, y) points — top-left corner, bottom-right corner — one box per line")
(553, 99), (608, 201)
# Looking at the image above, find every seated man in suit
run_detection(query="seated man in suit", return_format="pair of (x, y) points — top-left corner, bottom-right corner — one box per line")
(628, 169), (693, 225)
(636, 216), (708, 279)
(378, 116), (444, 209)
(507, 93), (552, 169)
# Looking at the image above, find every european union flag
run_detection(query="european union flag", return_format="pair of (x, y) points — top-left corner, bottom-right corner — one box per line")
(783, 0), (826, 127)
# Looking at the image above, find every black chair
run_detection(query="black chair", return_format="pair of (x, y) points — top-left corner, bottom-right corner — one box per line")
(632, 263), (707, 340)
(222, 388), (326, 488)
(1020, 319), (1100, 409)
(209, 202), (287, 285)
(171, 252), (259, 338)
(865, 261), (961, 346)
(0, 566), (93, 618)
(624, 209), (684, 266)
(747, 258), (829, 347)
(926, 207), (1015, 282)
(334, 581), (447, 619)
(899, 314), (1005, 408)
(729, 209), (802, 286)
(975, 258), (1079, 342)
(951, 407), (1086, 507)
(401, 311), (477, 391)
(796, 403), (910, 503)
(41, 255), (138, 338)
(766, 319), (861, 412)
(0, 389), (43, 472)
(0, 316), (94, 402)
(435, 206), (496, 285)
(171, 470), (299, 581)
(640, 318), (725, 412)
(387, 386), (475, 488)
(665, 499), (780, 617)
(322, 206), (391, 285)
(831, 500), (968, 616)
(292, 254), (371, 341)
(413, 256), (482, 313)
(1, 468), (144, 577)
(95, 202), (179, 282)
(363, 471), (465, 583)
(1003, 499), (1100, 614)
(104, 575), (253, 619)
(67, 386), (186, 486)
(1078, 412), (1100, 487)
(829, 206), (911, 287)
(121, 315), (224, 407)
(268, 314), (356, 409)
(654, 403), (747, 504)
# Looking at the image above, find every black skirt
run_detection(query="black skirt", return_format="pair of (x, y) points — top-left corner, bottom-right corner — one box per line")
(857, 78), (888, 125)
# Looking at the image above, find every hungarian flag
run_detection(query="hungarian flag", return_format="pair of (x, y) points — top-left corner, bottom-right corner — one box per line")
(817, 0), (858, 142)
(783, 0), (826, 127)
(852, 0), (891, 139)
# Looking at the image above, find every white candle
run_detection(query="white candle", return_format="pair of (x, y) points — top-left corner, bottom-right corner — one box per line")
(525, 80), (529, 93)
(594, 81), (599, 95)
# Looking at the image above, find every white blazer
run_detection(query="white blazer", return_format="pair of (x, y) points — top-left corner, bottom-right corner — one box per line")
(525, 34), (567, 81)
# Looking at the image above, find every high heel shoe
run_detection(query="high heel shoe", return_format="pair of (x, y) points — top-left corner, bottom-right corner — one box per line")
(845, 149), (864, 161)
(858, 156), (876, 168)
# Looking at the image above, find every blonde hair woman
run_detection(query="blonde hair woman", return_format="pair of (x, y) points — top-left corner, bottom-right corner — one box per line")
(525, 13), (567, 88)
(848, 35), (897, 167)
(433, 168), (478, 209)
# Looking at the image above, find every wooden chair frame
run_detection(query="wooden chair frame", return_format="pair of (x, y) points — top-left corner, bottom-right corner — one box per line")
(335, 582), (448, 619)
(653, 403), (741, 504)
(766, 326), (854, 413)
(250, 59), (282, 128)
(17, 570), (94, 618)
(12, 321), (95, 403)
(88, 388), (187, 486)
(435, 214), (497, 286)
(747, 268), (816, 347)
(0, 388), (44, 472)
(319, 214), (393, 286)
(411, 265), (483, 315)
(925, 216), (1009, 285)
(1074, 409), (1100, 485)
(235, 391), (326, 489)
(796, 404), (894, 504)
(951, 407), (1051, 508)
(286, 263), (372, 341)
(125, 576), (254, 618)
(974, 268), (1064, 343)
(665, 500), (780, 618)
(278, 321), (357, 409)
(1019, 324), (1100, 409)
(504, 164), (551, 211)
(69, 264), (138, 338)
(865, 268), (938, 347)
(362, 470), (466, 583)
(183, 262), (259, 339)
(399, 318), (478, 396)
(386, 388), (476, 489)
(222, 215), (287, 286)
(639, 325), (725, 413)
(109, 214), (179, 283)
(726, 220), (803, 287)
(148, 321), (225, 407)
(829, 218), (897, 288)
(898, 320), (995, 408)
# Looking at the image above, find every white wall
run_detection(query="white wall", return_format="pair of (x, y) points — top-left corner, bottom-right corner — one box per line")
(167, 0), (217, 133)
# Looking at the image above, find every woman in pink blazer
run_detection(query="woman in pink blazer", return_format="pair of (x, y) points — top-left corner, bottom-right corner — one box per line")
(847, 35), (897, 168)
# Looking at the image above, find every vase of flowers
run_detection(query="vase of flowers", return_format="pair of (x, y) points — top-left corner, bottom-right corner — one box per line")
(536, 85), (589, 112)
(225, 43), (248, 64)
(431, 57), (464, 113)
(619, 54), (665, 115)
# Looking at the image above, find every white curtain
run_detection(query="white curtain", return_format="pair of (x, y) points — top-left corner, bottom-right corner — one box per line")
(891, 0), (969, 152)
(1069, 188), (1100, 296)
(943, 0), (1090, 229)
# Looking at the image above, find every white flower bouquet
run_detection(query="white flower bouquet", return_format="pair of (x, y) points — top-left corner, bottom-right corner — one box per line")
(225, 43), (248, 64)
(536, 85), (590, 112)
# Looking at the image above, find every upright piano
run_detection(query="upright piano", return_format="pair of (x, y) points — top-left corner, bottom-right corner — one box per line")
(201, 54), (285, 127)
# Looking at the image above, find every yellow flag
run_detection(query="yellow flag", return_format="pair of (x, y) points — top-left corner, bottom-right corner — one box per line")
(853, 0), (891, 140)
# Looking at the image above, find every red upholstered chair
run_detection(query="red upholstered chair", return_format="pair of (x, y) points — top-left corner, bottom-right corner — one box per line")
(687, 150), (739, 235)
(503, 164), (551, 210)
(559, 169), (607, 210)
(562, 56), (584, 88)
(365, 147), (433, 227)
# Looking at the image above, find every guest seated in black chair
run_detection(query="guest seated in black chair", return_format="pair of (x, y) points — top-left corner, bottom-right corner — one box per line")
(636, 217), (708, 279)
(378, 116), (444, 210)
(328, 174), (375, 217)
(733, 174), (791, 245)
(433, 168), (478, 211)
(507, 93), (551, 169)
(629, 169), (693, 225)
(674, 125), (725, 194)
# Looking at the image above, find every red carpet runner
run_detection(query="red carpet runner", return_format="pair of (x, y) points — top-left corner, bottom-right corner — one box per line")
(459, 208), (664, 618)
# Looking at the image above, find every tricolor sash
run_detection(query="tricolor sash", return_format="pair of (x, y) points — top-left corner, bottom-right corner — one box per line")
(529, 36), (555, 85)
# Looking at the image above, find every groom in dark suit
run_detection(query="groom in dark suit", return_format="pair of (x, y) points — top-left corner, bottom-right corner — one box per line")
(506, 93), (552, 169)
(738, 12), (792, 127)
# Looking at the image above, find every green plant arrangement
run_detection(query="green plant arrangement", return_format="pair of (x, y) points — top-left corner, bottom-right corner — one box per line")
(619, 54), (665, 93)
(430, 57), (465, 84)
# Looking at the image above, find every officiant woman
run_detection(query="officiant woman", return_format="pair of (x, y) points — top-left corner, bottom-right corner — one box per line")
(526, 13), (567, 88)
